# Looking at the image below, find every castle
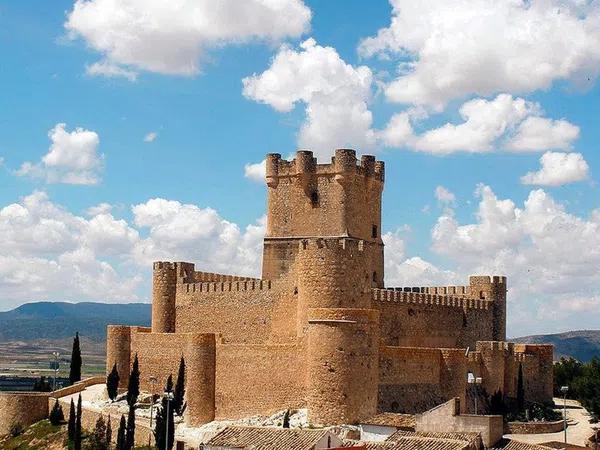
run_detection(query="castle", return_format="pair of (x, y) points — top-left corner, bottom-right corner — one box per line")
(106, 149), (553, 428)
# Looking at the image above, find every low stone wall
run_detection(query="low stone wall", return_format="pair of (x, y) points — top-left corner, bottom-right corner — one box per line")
(415, 398), (504, 448)
(505, 420), (564, 434)
(49, 376), (106, 400)
(0, 392), (50, 436)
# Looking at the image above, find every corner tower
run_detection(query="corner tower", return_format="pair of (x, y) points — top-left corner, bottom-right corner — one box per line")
(262, 149), (385, 285)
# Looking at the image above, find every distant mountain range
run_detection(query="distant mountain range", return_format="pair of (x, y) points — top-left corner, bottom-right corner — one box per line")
(512, 330), (600, 362)
(0, 302), (150, 342)
(0, 302), (598, 361)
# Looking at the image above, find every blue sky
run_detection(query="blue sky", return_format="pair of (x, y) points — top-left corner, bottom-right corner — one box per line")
(1, 0), (599, 336)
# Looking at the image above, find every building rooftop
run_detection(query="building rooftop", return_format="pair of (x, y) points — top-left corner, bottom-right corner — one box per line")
(360, 413), (416, 429)
(205, 425), (335, 450)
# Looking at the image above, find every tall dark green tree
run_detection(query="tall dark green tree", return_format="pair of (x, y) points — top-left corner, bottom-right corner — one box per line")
(106, 363), (120, 401)
(49, 399), (65, 425)
(68, 398), (76, 442)
(74, 394), (82, 450)
(88, 415), (108, 450)
(165, 374), (173, 393)
(106, 416), (112, 450)
(173, 357), (186, 416)
(69, 332), (82, 384)
(490, 390), (505, 416)
(282, 410), (290, 428)
(153, 395), (175, 450)
(116, 415), (126, 450)
(125, 404), (136, 450)
(126, 354), (140, 407)
(517, 362), (525, 412)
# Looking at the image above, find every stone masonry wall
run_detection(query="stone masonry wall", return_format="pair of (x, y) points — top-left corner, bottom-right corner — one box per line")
(0, 392), (49, 436)
(214, 344), (306, 419)
(175, 276), (297, 344)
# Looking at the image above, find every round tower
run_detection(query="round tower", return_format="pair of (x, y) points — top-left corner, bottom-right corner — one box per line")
(296, 238), (379, 425)
(152, 262), (177, 333)
(469, 275), (507, 341)
(106, 325), (131, 389)
(295, 238), (372, 336)
(307, 308), (380, 425)
(184, 333), (216, 427)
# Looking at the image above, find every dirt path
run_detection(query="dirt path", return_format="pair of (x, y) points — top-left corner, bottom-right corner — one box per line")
(504, 398), (594, 447)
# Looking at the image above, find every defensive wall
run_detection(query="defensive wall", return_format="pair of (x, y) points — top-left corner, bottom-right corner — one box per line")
(415, 398), (504, 448)
(262, 149), (384, 285)
(104, 149), (554, 427)
(0, 391), (49, 436)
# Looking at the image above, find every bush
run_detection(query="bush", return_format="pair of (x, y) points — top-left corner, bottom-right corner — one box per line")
(9, 422), (24, 437)
(49, 400), (65, 425)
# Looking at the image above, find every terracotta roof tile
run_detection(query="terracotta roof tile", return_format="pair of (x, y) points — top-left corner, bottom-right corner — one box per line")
(206, 426), (330, 450)
(361, 413), (416, 429)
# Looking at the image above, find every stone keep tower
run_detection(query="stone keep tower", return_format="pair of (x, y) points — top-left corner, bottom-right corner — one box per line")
(262, 149), (385, 285)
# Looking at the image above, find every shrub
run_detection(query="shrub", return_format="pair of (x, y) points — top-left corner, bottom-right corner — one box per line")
(9, 422), (24, 437)
(49, 399), (65, 425)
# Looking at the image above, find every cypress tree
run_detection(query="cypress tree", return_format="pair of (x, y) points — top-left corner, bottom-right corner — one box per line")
(49, 399), (65, 425)
(517, 362), (525, 412)
(89, 415), (107, 450)
(68, 398), (76, 441)
(106, 416), (112, 450)
(153, 395), (175, 450)
(106, 363), (120, 401)
(74, 394), (82, 450)
(69, 332), (82, 384)
(116, 415), (126, 450)
(165, 374), (173, 394)
(282, 409), (290, 428)
(125, 404), (136, 450)
(126, 354), (140, 407)
(173, 357), (186, 416)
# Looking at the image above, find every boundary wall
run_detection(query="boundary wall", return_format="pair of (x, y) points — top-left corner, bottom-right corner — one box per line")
(0, 392), (49, 436)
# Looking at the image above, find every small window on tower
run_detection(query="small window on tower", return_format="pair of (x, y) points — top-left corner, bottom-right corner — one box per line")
(479, 291), (485, 299)
(372, 271), (377, 282)
(372, 224), (378, 238)
(311, 191), (319, 206)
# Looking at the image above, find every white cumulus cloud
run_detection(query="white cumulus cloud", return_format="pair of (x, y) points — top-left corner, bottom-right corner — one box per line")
(521, 151), (589, 186)
(381, 94), (580, 155)
(507, 117), (580, 152)
(431, 184), (600, 331)
(243, 38), (376, 157)
(435, 186), (456, 204)
(144, 132), (158, 143)
(359, 0), (600, 107)
(16, 123), (104, 185)
(244, 160), (266, 183)
(66, 0), (311, 78)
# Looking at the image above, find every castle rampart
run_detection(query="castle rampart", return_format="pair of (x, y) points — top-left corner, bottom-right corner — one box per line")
(0, 392), (49, 436)
(103, 149), (553, 428)
(307, 308), (380, 425)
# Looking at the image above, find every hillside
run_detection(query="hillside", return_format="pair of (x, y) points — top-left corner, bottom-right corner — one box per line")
(0, 302), (151, 342)
(513, 330), (600, 362)
(0, 302), (598, 362)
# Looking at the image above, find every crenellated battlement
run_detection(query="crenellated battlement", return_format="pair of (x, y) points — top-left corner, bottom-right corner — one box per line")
(372, 288), (492, 310)
(298, 237), (368, 253)
(265, 149), (384, 187)
(191, 270), (260, 283)
(387, 285), (470, 295)
(182, 279), (272, 294)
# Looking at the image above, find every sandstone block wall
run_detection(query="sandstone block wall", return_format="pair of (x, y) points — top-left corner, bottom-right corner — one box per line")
(0, 392), (49, 436)
(378, 347), (445, 413)
(175, 275), (297, 344)
(215, 344), (305, 419)
(262, 149), (384, 284)
(306, 308), (380, 425)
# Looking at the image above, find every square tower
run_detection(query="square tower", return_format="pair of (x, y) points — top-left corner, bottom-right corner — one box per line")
(261, 149), (385, 285)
